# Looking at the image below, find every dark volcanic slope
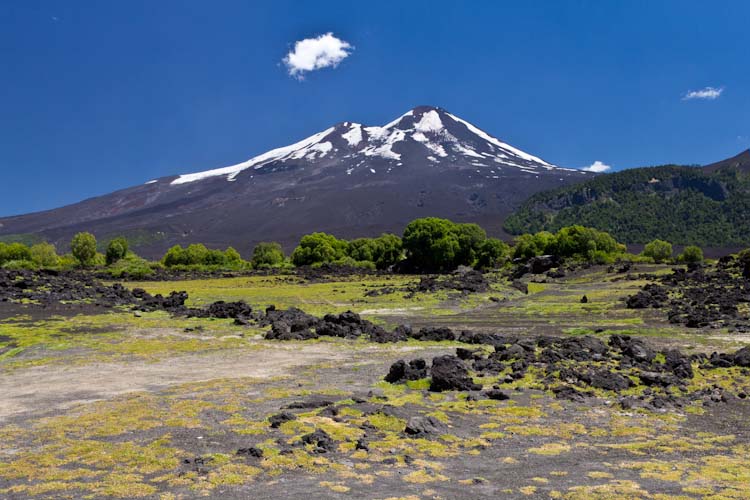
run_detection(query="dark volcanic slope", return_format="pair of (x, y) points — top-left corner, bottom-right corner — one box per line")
(702, 149), (750, 174)
(0, 106), (590, 257)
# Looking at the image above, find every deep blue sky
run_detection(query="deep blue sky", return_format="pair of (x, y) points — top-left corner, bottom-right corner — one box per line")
(1, 0), (748, 216)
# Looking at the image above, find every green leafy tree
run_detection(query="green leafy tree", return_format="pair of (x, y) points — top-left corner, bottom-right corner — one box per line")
(347, 234), (403, 269)
(70, 232), (97, 267)
(455, 223), (487, 266)
(105, 237), (129, 265)
(678, 245), (704, 263)
(512, 232), (555, 259)
(251, 242), (285, 268)
(476, 238), (510, 270)
(29, 242), (59, 267)
(402, 218), (462, 271)
(348, 238), (378, 263)
(553, 225), (623, 259)
(373, 233), (403, 269)
(185, 244), (210, 265)
(642, 239), (673, 263)
(291, 233), (349, 266)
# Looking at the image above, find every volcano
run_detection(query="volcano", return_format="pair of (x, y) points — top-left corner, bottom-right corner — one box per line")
(0, 106), (591, 257)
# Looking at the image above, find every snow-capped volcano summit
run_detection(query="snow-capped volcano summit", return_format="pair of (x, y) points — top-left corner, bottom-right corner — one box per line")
(168, 106), (574, 186)
(0, 106), (590, 257)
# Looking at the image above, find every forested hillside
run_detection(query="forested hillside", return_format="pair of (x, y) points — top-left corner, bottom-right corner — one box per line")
(504, 153), (750, 246)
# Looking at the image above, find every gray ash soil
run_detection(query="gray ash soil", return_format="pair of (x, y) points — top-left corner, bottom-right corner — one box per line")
(2, 263), (750, 499)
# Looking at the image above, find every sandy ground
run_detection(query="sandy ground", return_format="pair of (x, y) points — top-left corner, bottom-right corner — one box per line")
(0, 344), (344, 423)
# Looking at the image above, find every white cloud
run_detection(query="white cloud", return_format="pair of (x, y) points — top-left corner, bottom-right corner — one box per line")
(283, 32), (353, 79)
(582, 161), (612, 173)
(682, 86), (724, 101)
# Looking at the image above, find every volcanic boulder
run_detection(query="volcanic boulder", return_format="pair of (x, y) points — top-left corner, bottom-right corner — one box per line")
(429, 355), (482, 392)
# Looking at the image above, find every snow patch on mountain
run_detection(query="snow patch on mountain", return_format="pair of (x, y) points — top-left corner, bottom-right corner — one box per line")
(342, 124), (363, 146)
(414, 110), (443, 133)
(362, 128), (405, 160)
(453, 143), (483, 158)
(169, 106), (580, 186)
(412, 131), (448, 157)
(445, 112), (552, 166)
(171, 127), (335, 185)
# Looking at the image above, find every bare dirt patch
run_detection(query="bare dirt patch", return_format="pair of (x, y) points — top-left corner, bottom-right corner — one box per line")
(0, 343), (345, 423)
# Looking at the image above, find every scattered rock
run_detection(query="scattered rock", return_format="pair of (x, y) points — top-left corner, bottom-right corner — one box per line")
(300, 429), (335, 453)
(404, 416), (446, 437)
(429, 355), (482, 392)
(269, 412), (296, 428)
(412, 327), (455, 342)
(285, 397), (336, 410)
(553, 385), (593, 402)
(384, 359), (428, 384)
(484, 389), (510, 400)
(626, 284), (669, 309)
(236, 447), (263, 459)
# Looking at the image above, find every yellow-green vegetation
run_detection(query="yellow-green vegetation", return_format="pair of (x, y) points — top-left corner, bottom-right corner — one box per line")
(527, 442), (571, 456)
(124, 275), (442, 318)
(0, 310), (255, 370)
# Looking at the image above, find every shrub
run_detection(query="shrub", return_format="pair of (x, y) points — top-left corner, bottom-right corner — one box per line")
(642, 239), (673, 263)
(251, 242), (285, 268)
(476, 238), (510, 270)
(678, 245), (704, 263)
(0, 242), (32, 265)
(106, 254), (155, 279)
(71, 232), (97, 267)
(291, 233), (349, 266)
(162, 245), (188, 267)
(329, 256), (377, 270)
(347, 238), (378, 263)
(2, 259), (38, 270)
(29, 242), (59, 267)
(202, 247), (228, 266)
(185, 244), (210, 265)
(105, 237), (129, 265)
(347, 234), (403, 269)
(225, 247), (242, 263)
(511, 226), (625, 262)
(56, 254), (79, 270)
(512, 232), (554, 260)
(553, 225), (623, 259)
(161, 243), (243, 268)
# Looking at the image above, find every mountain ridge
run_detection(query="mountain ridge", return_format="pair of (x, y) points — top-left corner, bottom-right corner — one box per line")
(0, 106), (590, 257)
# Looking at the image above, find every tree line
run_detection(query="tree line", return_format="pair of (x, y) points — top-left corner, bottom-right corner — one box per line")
(0, 217), (707, 277)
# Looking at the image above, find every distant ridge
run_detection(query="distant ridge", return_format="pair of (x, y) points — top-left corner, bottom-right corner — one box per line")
(504, 150), (750, 247)
(703, 149), (750, 174)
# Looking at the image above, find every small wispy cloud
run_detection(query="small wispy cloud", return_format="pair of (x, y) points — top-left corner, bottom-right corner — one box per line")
(582, 161), (612, 173)
(283, 33), (353, 80)
(682, 86), (724, 101)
